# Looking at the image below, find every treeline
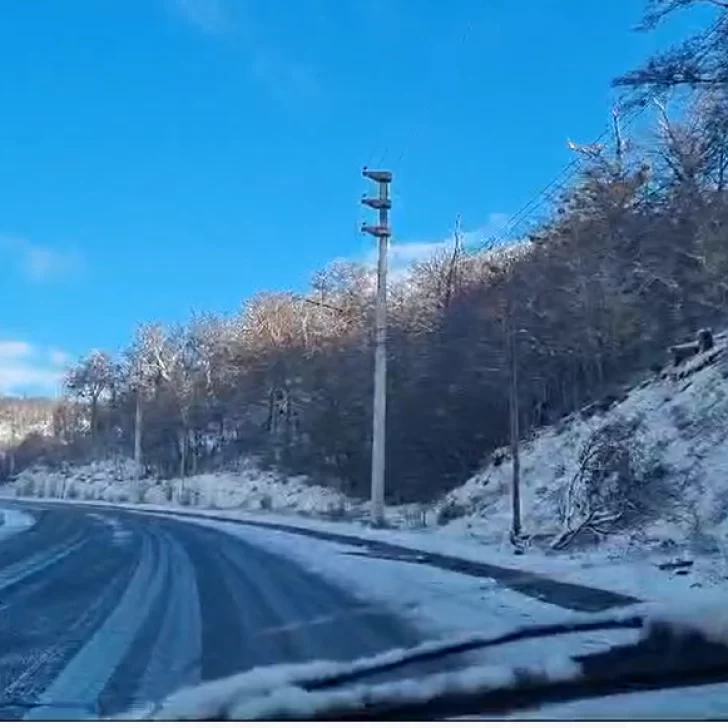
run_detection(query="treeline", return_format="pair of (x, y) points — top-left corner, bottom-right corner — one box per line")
(6, 0), (728, 505)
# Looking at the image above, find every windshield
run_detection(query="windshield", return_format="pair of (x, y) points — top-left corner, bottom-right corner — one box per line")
(1, 0), (728, 720)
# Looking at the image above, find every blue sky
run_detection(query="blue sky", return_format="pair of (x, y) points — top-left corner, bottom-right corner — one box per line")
(0, 0), (713, 394)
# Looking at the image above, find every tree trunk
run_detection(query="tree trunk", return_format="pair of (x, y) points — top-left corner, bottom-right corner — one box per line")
(8, 423), (16, 476)
(179, 430), (187, 485)
(266, 388), (276, 433)
(134, 391), (143, 476)
(90, 396), (98, 443)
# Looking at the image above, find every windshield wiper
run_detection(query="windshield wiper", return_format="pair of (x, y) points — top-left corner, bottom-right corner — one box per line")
(143, 606), (728, 720)
(301, 611), (644, 690)
(281, 625), (728, 721)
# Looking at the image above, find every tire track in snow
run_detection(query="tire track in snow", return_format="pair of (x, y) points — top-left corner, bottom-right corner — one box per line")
(0, 513), (138, 718)
(173, 520), (323, 675)
(0, 533), (87, 597)
(0, 559), (137, 717)
(132, 526), (202, 709)
(172, 522), (250, 684)
(0, 503), (464, 719)
(168, 519), (426, 679)
(95, 527), (172, 717)
(0, 509), (82, 576)
(98, 524), (203, 716)
(222, 535), (423, 667)
(25, 528), (168, 719)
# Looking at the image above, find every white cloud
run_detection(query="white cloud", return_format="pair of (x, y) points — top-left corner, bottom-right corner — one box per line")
(361, 213), (513, 281)
(170, 0), (234, 34)
(375, 241), (451, 282)
(1, 235), (84, 283)
(0, 341), (33, 359)
(0, 341), (69, 397)
(49, 348), (71, 367)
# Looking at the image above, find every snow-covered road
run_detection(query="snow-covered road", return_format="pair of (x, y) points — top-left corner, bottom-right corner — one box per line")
(0, 503), (440, 719)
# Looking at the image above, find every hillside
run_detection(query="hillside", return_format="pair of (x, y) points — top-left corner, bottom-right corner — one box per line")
(10, 331), (728, 576)
(431, 331), (728, 561)
(0, 396), (56, 447)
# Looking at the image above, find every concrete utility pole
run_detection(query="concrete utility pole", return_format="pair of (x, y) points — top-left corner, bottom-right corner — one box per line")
(507, 311), (522, 541)
(361, 167), (392, 527)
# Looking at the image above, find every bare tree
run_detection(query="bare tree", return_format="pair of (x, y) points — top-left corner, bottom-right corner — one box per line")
(615, 1), (728, 96)
(65, 351), (115, 447)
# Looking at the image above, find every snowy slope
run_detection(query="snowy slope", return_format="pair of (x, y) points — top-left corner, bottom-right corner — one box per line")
(7, 457), (360, 520)
(431, 334), (728, 558)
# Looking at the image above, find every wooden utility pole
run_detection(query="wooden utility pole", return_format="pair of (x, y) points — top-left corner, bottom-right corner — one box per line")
(362, 167), (392, 527)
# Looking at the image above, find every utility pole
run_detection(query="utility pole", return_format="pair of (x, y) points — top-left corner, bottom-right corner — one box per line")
(362, 167), (392, 527)
(134, 389), (143, 473)
(507, 308), (522, 541)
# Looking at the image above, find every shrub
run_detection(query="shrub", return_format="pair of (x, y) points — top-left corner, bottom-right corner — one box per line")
(553, 415), (651, 548)
(17, 481), (35, 497)
(326, 500), (348, 521)
(437, 499), (468, 526)
(670, 404), (692, 432)
(404, 505), (428, 529)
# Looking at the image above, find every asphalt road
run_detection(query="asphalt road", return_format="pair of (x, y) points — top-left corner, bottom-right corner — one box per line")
(0, 504), (429, 720)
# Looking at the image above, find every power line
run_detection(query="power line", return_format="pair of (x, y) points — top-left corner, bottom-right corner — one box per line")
(471, 13), (728, 255)
(472, 103), (648, 254)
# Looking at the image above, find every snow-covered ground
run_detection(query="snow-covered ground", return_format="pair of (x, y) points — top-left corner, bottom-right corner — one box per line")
(5, 490), (721, 609)
(7, 457), (359, 518)
(0, 507), (35, 540)
(7, 338), (728, 719)
(171, 513), (633, 658)
(434, 339), (728, 555)
(7, 334), (728, 608)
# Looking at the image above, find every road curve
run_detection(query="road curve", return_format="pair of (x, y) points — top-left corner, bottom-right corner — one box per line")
(0, 503), (427, 719)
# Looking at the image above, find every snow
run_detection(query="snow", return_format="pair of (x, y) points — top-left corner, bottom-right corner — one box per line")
(46, 500), (718, 606)
(134, 511), (639, 678)
(5, 484), (721, 609)
(11, 332), (728, 602)
(26, 531), (170, 720)
(6, 335), (728, 715)
(0, 507), (35, 540)
(519, 683), (728, 720)
(516, 596), (728, 720)
(641, 594), (728, 646)
(7, 457), (358, 518)
(226, 658), (578, 721)
(433, 336), (728, 558)
(5, 338), (728, 718)
(131, 639), (580, 720)
(132, 598), (728, 720)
